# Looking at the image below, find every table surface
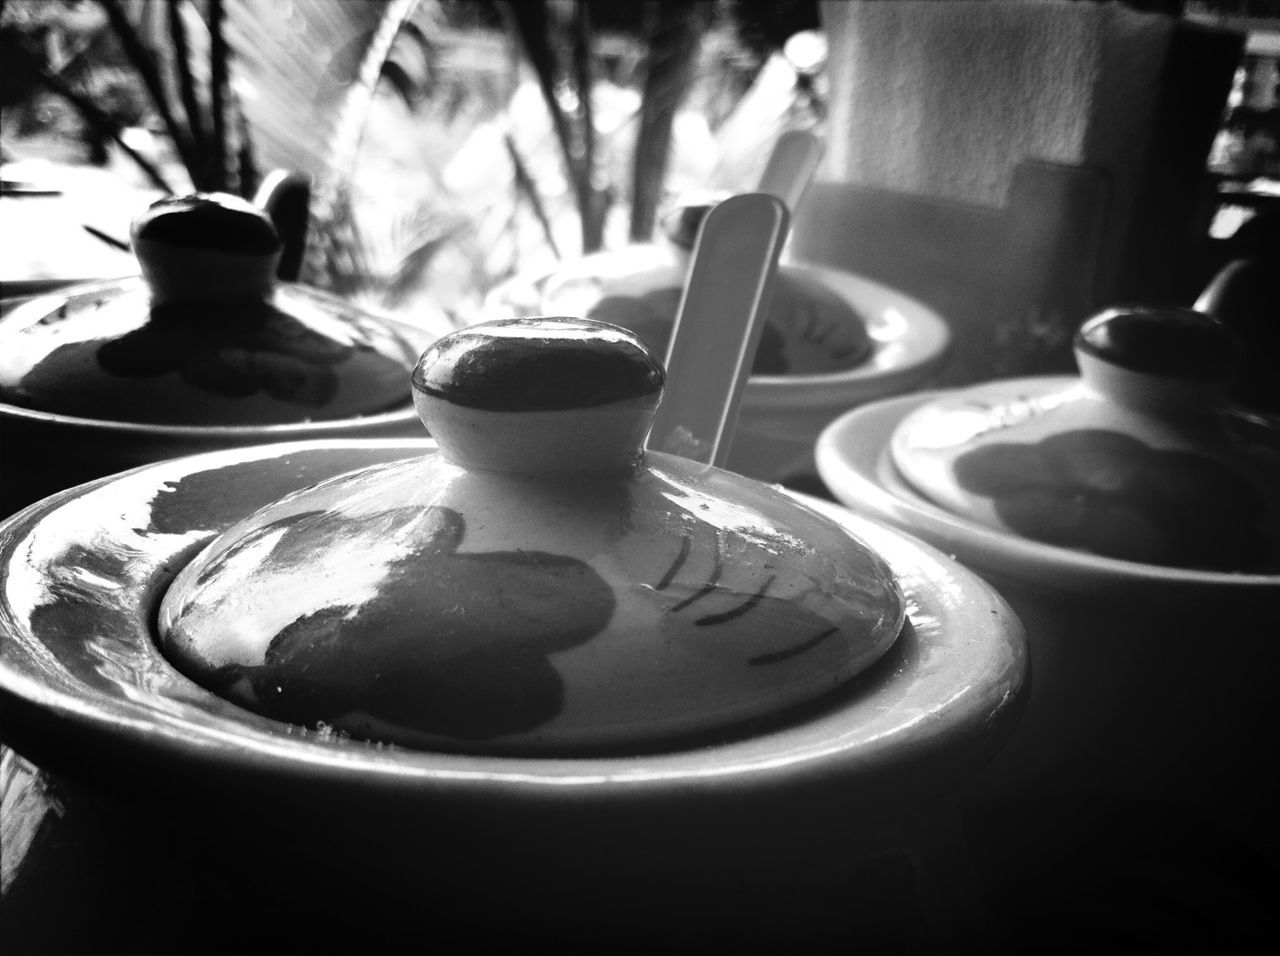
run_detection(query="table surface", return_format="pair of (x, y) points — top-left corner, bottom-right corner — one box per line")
(4, 741), (1277, 955)
(1, 161), (150, 298)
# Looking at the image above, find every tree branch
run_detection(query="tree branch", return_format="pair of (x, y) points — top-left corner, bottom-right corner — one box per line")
(168, 0), (207, 161)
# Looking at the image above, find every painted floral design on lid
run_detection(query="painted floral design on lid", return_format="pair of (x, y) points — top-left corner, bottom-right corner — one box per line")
(158, 317), (905, 755)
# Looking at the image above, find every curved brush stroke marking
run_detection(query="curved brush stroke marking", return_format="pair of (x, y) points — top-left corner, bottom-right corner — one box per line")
(749, 626), (840, 666)
(653, 534), (692, 591)
(695, 575), (775, 626)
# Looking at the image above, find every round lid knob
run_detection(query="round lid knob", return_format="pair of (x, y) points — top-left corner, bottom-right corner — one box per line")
(1072, 306), (1240, 413)
(131, 192), (282, 304)
(412, 317), (665, 473)
(0, 192), (418, 425)
(158, 315), (905, 755)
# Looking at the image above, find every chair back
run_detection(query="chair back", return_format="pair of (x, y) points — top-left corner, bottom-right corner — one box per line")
(791, 160), (1110, 385)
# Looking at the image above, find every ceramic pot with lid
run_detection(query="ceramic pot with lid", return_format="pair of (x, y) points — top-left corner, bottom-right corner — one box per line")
(816, 304), (1280, 892)
(887, 305), (1280, 573)
(0, 315), (1025, 948)
(0, 193), (431, 515)
(486, 195), (952, 485)
(156, 315), (907, 755)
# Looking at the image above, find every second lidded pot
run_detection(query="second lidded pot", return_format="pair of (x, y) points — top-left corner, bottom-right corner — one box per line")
(0, 192), (430, 515)
(817, 304), (1280, 867)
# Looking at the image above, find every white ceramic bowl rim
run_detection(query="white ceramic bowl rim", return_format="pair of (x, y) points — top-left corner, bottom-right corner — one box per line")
(0, 277), (434, 434)
(817, 391), (1280, 591)
(0, 278), (440, 432)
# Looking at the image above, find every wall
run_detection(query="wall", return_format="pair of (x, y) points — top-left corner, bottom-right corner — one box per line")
(819, 0), (1242, 306)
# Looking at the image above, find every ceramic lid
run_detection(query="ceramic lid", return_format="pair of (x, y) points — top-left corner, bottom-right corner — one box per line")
(539, 196), (872, 376)
(157, 316), (905, 756)
(0, 193), (418, 426)
(889, 306), (1280, 572)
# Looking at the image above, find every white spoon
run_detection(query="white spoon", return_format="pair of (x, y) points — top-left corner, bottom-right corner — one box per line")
(646, 192), (789, 466)
(756, 129), (824, 215)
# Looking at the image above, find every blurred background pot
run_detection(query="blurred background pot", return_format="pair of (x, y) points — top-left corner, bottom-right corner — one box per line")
(0, 193), (432, 515)
(489, 213), (951, 487)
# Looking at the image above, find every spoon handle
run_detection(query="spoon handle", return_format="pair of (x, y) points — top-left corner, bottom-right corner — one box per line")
(757, 129), (824, 214)
(647, 192), (789, 467)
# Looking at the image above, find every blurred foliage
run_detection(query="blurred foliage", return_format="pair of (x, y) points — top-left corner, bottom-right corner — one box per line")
(1, 0), (826, 332)
(327, 0), (828, 329)
(1, 0), (253, 194)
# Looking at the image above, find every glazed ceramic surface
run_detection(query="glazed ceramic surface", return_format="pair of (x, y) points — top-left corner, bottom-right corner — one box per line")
(889, 307), (1280, 573)
(0, 194), (418, 426)
(487, 264), (950, 483)
(0, 194), (431, 515)
(0, 437), (1026, 825)
(0, 276), (418, 425)
(819, 393), (1280, 597)
(156, 317), (904, 755)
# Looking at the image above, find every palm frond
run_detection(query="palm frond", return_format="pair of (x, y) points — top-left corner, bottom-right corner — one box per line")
(167, 0), (206, 155)
(97, 0), (199, 180)
(569, 1), (605, 250)
(382, 214), (465, 307)
(208, 0), (228, 190)
(504, 131), (561, 261)
(224, 0), (414, 181)
(35, 61), (175, 193)
(629, 1), (705, 241)
(504, 0), (608, 252)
